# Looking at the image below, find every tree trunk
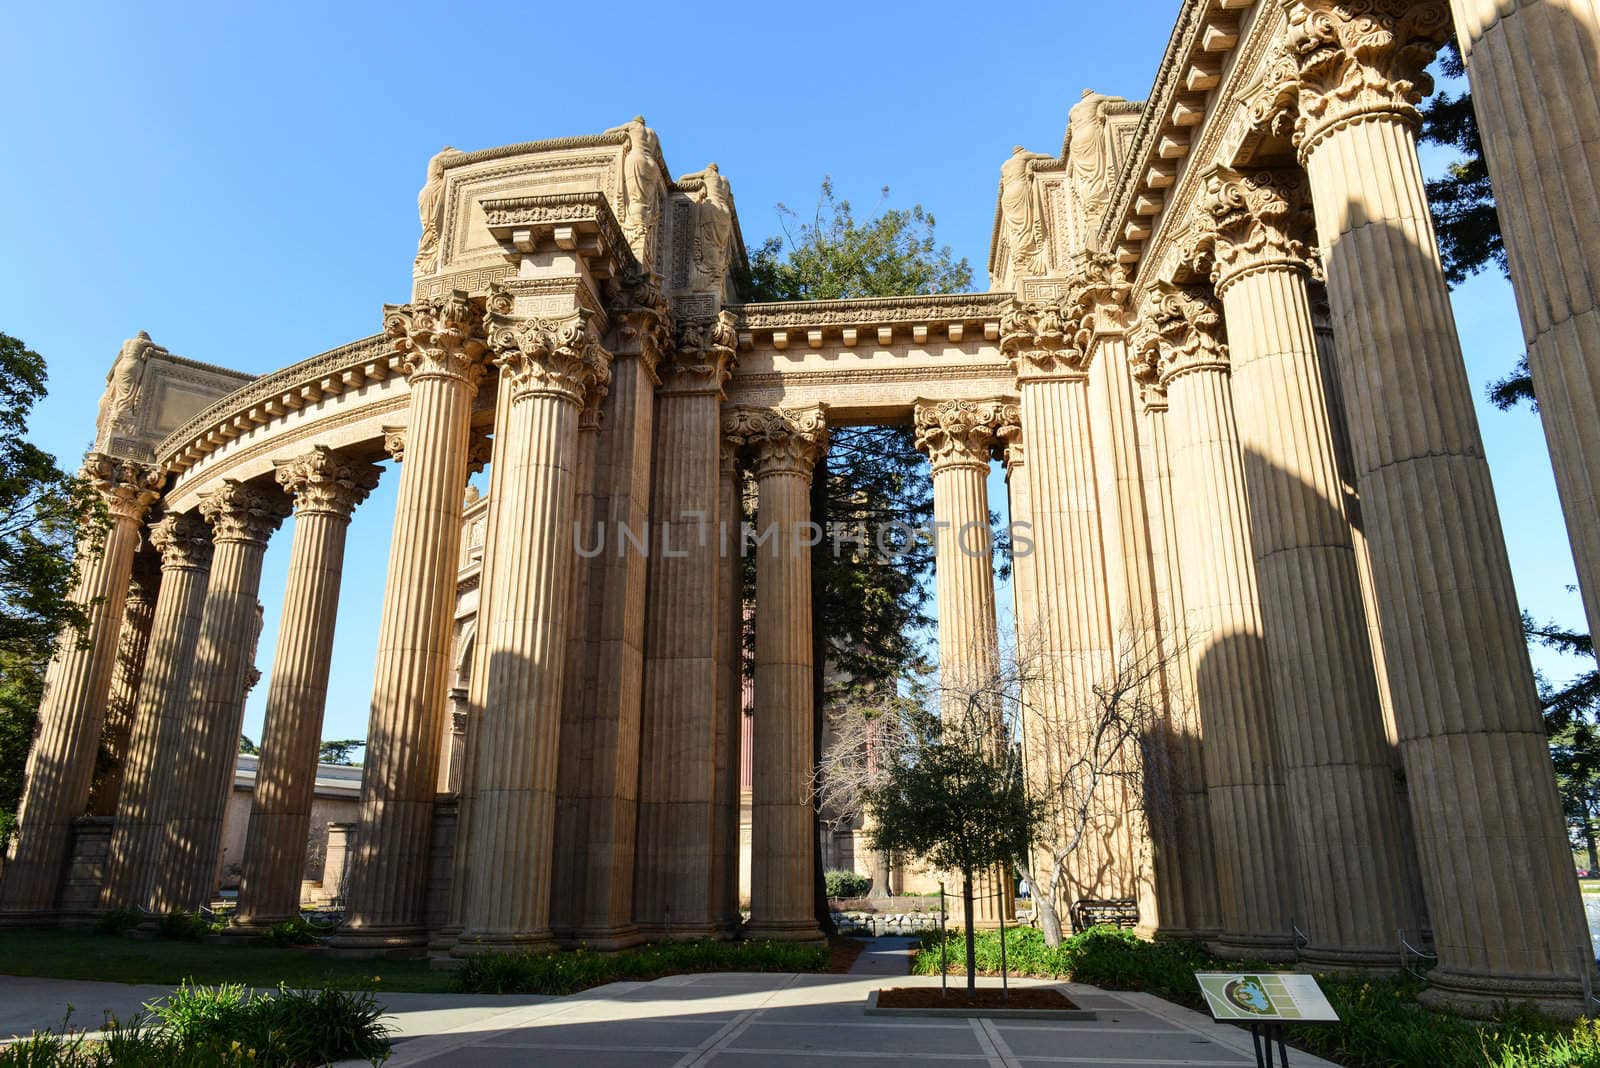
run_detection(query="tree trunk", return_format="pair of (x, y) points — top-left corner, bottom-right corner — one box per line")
(1587, 825), (1598, 875)
(869, 849), (892, 898)
(1036, 891), (1065, 947)
(962, 872), (977, 994)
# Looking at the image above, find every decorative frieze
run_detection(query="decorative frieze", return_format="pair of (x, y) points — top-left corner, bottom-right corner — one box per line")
(273, 446), (382, 520)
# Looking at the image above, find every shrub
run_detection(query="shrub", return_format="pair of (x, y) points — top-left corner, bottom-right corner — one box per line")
(264, 917), (323, 947)
(457, 938), (831, 995)
(95, 907), (146, 935)
(156, 911), (218, 942)
(824, 870), (872, 899)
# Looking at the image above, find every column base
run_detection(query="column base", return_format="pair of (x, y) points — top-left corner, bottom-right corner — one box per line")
(1297, 943), (1411, 974)
(743, 919), (826, 944)
(220, 917), (299, 943)
(1209, 932), (1297, 964)
(1155, 926), (1221, 944)
(558, 924), (646, 951)
(0, 909), (59, 928)
(1419, 967), (1597, 1021)
(327, 925), (430, 957)
(633, 922), (722, 944)
(450, 930), (558, 958)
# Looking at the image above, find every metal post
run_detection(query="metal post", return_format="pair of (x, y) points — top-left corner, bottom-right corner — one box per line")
(998, 878), (1009, 1000)
(939, 881), (947, 998)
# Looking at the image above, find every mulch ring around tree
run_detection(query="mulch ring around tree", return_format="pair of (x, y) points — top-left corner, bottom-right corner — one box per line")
(827, 936), (866, 972)
(868, 985), (1096, 1020)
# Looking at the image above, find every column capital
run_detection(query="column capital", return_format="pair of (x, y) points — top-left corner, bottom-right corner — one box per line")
(913, 398), (1019, 474)
(607, 263), (672, 384)
(723, 404), (829, 480)
(484, 299), (609, 407)
(149, 510), (213, 572)
(467, 425), (494, 474)
(1280, 0), (1452, 159)
(384, 289), (490, 389)
(662, 311), (739, 396)
(1133, 284), (1229, 387)
(197, 479), (291, 547)
(998, 420), (1025, 473)
(1188, 166), (1316, 295)
(1000, 297), (1089, 381)
(81, 453), (165, 522)
(273, 446), (382, 520)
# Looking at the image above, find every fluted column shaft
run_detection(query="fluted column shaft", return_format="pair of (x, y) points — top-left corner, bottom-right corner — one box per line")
(152, 480), (288, 913)
(338, 291), (487, 948)
(454, 305), (605, 954)
(712, 440), (745, 933)
(1452, 0), (1600, 648)
(726, 405), (828, 943)
(636, 326), (735, 939)
(550, 383), (606, 940)
(1283, 0), (1592, 1005)
(914, 398), (1014, 926)
(1213, 235), (1421, 966)
(101, 514), (212, 910)
(1, 456), (162, 916)
(1135, 390), (1221, 938)
(234, 450), (380, 929)
(552, 331), (644, 948)
(87, 561), (160, 816)
(1147, 294), (1296, 960)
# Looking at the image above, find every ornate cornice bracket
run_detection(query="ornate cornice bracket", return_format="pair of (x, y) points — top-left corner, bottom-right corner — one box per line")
(480, 191), (638, 282)
(1281, 0), (1452, 159)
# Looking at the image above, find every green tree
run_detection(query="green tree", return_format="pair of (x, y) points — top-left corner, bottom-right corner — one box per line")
(239, 735), (260, 756)
(0, 332), (110, 841)
(744, 179), (973, 925)
(1526, 613), (1600, 870)
(865, 694), (1039, 993)
(318, 738), (366, 766)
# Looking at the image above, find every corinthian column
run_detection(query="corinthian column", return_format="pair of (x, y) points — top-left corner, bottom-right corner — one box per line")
(150, 479), (289, 913)
(1450, 0), (1600, 651)
(232, 449), (380, 931)
(452, 300), (609, 955)
(550, 273), (665, 949)
(636, 310), (739, 940)
(1135, 285), (1295, 961)
(87, 553), (160, 816)
(1000, 300), (1130, 912)
(0, 455), (162, 918)
(724, 404), (828, 943)
(336, 290), (488, 949)
(1282, 0), (1592, 1010)
(1189, 165), (1424, 967)
(712, 438), (745, 933)
(101, 512), (212, 910)
(914, 398), (1015, 926)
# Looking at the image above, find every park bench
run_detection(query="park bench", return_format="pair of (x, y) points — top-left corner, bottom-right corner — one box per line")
(1070, 898), (1140, 933)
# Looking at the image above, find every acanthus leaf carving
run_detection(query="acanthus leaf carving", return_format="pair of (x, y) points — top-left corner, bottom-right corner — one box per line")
(384, 289), (489, 388)
(722, 404), (830, 480)
(663, 310), (738, 395)
(1188, 166), (1315, 292)
(913, 398), (1021, 473)
(82, 452), (165, 522)
(149, 510), (213, 572)
(1133, 283), (1229, 387)
(273, 445), (382, 519)
(484, 290), (608, 407)
(197, 478), (291, 546)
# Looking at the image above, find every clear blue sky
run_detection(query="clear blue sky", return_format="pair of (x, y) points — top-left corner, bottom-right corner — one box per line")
(0, 1), (1586, 746)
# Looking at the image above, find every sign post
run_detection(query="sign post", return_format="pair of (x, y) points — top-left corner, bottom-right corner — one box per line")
(1193, 972), (1338, 1068)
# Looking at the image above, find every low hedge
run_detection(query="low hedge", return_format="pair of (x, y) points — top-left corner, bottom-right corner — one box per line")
(912, 926), (1600, 1067)
(456, 938), (830, 995)
(824, 870), (872, 899)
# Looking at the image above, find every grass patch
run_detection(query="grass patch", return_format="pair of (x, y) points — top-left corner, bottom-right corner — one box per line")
(456, 938), (832, 995)
(913, 927), (1600, 1068)
(0, 927), (454, 993)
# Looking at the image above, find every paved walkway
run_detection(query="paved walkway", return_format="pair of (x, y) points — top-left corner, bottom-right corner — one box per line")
(846, 935), (919, 975)
(0, 971), (1340, 1067)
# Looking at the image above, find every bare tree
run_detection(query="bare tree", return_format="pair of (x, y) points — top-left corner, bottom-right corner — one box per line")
(1017, 615), (1192, 946)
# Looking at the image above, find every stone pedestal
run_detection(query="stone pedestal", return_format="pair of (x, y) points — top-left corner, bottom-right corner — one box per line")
(1136, 285), (1295, 962)
(914, 398), (1016, 928)
(101, 513), (215, 911)
(336, 291), (488, 950)
(233, 449), (379, 931)
(636, 314), (737, 941)
(0, 455), (162, 919)
(725, 404), (828, 943)
(453, 303), (607, 956)
(1193, 165), (1423, 968)
(1452, 0), (1600, 651)
(152, 479), (289, 914)
(1285, 0), (1593, 1009)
